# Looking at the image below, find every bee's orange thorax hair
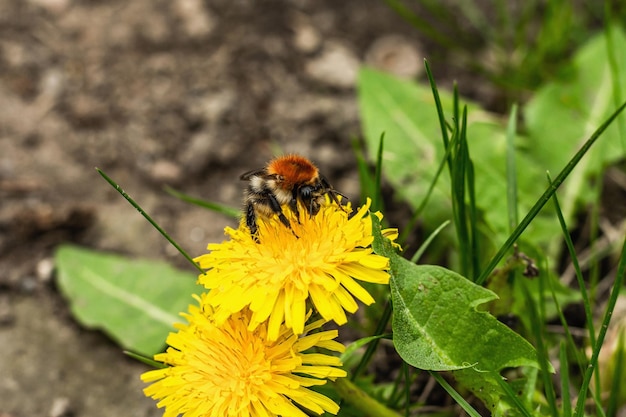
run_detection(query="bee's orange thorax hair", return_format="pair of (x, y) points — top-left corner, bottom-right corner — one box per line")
(267, 155), (319, 187)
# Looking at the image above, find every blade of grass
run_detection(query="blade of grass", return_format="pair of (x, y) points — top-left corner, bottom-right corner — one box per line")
(520, 366), (538, 412)
(164, 186), (240, 218)
(125, 351), (166, 368)
(398, 61), (455, 246)
(537, 0), (571, 61)
(372, 132), (385, 213)
(477, 99), (626, 286)
(603, 7), (626, 152)
(521, 279), (559, 417)
(453, 83), (460, 130)
(548, 279), (585, 376)
(582, 173), (605, 406)
(559, 341), (572, 417)
(545, 231), (586, 379)
(574, 233), (626, 416)
(493, 0), (512, 57)
(495, 375), (533, 417)
(606, 334), (625, 417)
(506, 104), (519, 232)
(588, 182), (603, 364)
(351, 300), (393, 380)
(450, 135), (469, 276)
(548, 173), (596, 346)
(402, 363), (410, 417)
(425, 60), (451, 153)
(341, 334), (388, 364)
(430, 371), (482, 417)
(410, 220), (451, 263)
(456, 0), (492, 43)
(387, 362), (413, 412)
(463, 107), (480, 280)
(382, 0), (455, 49)
(449, 100), (479, 279)
(96, 168), (204, 274)
(449, 88), (471, 277)
(398, 137), (453, 245)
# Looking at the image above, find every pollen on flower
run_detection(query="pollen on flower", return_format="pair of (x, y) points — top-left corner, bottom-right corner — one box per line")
(141, 294), (346, 417)
(194, 198), (397, 340)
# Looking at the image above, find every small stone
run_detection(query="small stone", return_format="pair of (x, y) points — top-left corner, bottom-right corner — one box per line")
(180, 131), (216, 174)
(150, 159), (182, 183)
(185, 90), (235, 124)
(36, 258), (55, 283)
(28, 0), (70, 14)
(38, 69), (64, 103)
(365, 35), (422, 79)
(305, 41), (360, 89)
(174, 0), (216, 40)
(189, 226), (206, 243)
(291, 13), (322, 54)
(49, 397), (73, 417)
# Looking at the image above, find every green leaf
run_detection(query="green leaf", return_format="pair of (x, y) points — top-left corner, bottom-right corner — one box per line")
(371, 218), (540, 373)
(391, 261), (540, 371)
(378, 210), (547, 414)
(388, 256), (544, 414)
(55, 244), (202, 357)
(525, 25), (626, 223)
(357, 68), (556, 252)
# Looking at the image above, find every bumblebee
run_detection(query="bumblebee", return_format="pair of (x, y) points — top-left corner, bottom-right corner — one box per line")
(240, 154), (345, 237)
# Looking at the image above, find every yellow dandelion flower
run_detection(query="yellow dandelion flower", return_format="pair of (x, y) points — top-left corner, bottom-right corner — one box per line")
(142, 294), (347, 417)
(194, 198), (394, 340)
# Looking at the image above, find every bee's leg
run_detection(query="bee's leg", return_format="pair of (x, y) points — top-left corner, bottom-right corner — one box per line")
(320, 177), (347, 209)
(269, 193), (299, 238)
(245, 203), (259, 241)
(289, 198), (302, 224)
(333, 192), (348, 212)
(276, 211), (295, 233)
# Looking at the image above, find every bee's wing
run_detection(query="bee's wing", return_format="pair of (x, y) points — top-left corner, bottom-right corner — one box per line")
(240, 168), (267, 181)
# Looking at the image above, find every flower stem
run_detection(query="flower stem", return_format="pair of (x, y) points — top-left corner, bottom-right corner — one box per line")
(333, 378), (402, 417)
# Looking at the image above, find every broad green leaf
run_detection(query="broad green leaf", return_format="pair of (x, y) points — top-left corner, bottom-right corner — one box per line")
(55, 245), (202, 357)
(525, 25), (626, 225)
(371, 217), (540, 372)
(391, 261), (540, 371)
(357, 68), (556, 252)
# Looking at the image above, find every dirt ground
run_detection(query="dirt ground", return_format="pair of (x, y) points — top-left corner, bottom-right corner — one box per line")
(0, 1), (491, 416)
